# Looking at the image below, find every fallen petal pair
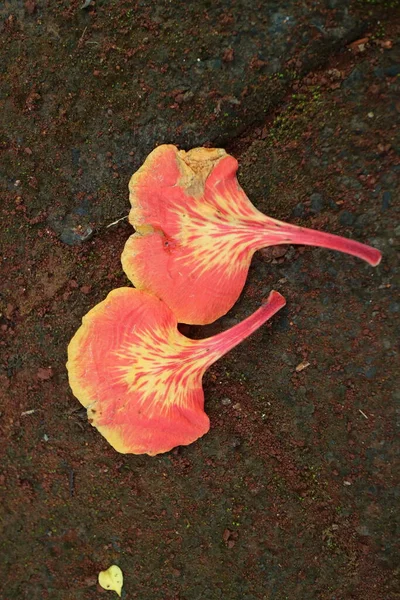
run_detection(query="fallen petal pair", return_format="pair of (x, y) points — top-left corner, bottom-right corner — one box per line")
(121, 145), (381, 324)
(67, 144), (381, 455)
(67, 288), (285, 455)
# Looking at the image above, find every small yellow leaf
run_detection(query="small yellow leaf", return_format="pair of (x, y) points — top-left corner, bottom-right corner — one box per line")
(98, 565), (123, 597)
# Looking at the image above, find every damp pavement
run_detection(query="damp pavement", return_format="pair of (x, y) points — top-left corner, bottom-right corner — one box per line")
(0, 2), (399, 600)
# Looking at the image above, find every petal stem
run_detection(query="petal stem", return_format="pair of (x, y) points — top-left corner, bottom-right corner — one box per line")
(259, 218), (382, 266)
(195, 290), (286, 368)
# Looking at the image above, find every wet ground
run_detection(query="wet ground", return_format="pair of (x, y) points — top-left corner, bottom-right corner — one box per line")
(1, 1), (399, 599)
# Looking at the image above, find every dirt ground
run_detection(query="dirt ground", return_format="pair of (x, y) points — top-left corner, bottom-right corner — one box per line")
(1, 2), (399, 599)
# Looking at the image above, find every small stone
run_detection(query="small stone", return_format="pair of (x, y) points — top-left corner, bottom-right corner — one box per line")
(342, 67), (364, 89)
(182, 90), (194, 103)
(259, 245), (289, 261)
(221, 397), (231, 406)
(292, 203), (305, 218)
(381, 191), (391, 212)
(310, 193), (325, 214)
(37, 367), (53, 381)
(354, 214), (369, 229)
(327, 198), (339, 211)
(365, 366), (377, 380)
(60, 223), (93, 246)
(80, 285), (91, 294)
(339, 211), (355, 226)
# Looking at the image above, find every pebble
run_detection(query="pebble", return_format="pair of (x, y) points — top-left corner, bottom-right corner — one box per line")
(310, 193), (325, 214)
(292, 203), (305, 218)
(342, 66), (364, 89)
(355, 214), (370, 229)
(60, 224), (94, 246)
(364, 366), (377, 380)
(381, 191), (391, 211)
(339, 211), (355, 226)
(37, 367), (53, 381)
(71, 148), (81, 168)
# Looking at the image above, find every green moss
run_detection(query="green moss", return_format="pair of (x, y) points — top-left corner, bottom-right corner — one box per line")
(265, 84), (324, 147)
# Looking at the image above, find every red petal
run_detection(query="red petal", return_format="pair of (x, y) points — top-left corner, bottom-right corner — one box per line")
(122, 145), (381, 325)
(67, 288), (209, 455)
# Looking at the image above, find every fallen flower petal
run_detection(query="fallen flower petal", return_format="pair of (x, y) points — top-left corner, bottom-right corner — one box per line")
(121, 145), (381, 324)
(98, 565), (123, 597)
(67, 288), (285, 455)
(295, 361), (310, 372)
